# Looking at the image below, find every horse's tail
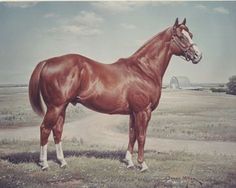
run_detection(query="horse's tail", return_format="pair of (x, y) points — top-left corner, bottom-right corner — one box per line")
(29, 61), (46, 117)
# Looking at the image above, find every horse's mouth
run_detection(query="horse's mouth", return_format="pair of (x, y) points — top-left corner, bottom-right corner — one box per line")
(186, 50), (202, 64)
(192, 53), (202, 64)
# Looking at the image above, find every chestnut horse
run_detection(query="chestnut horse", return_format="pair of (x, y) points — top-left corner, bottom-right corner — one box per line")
(29, 18), (202, 171)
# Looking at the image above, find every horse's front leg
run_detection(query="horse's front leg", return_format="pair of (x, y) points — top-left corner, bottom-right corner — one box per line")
(125, 114), (136, 168)
(134, 108), (151, 172)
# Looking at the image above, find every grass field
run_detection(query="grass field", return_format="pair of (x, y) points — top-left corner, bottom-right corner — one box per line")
(116, 90), (236, 142)
(0, 139), (236, 188)
(0, 86), (236, 187)
(1, 87), (236, 142)
(0, 87), (86, 128)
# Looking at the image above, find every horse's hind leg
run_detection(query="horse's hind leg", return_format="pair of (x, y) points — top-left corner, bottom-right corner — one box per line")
(39, 106), (64, 170)
(52, 108), (67, 168)
(125, 114), (136, 168)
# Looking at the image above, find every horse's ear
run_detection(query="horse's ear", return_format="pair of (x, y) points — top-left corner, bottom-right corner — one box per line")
(174, 18), (179, 27)
(182, 18), (186, 25)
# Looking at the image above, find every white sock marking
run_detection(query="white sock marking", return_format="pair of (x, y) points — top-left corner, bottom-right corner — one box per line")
(40, 144), (48, 162)
(55, 142), (67, 167)
(125, 150), (134, 168)
(140, 161), (148, 172)
(39, 144), (49, 169)
(125, 150), (132, 161)
(55, 142), (64, 161)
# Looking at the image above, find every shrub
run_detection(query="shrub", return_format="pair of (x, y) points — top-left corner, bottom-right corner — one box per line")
(210, 88), (226, 93)
(226, 75), (236, 95)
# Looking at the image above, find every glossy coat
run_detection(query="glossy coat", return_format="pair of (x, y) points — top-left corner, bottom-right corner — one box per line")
(29, 19), (202, 164)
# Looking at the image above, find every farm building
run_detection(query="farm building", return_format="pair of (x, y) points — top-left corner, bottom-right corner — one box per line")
(169, 76), (191, 89)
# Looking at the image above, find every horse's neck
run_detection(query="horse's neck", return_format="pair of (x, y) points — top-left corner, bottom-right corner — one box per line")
(132, 27), (173, 82)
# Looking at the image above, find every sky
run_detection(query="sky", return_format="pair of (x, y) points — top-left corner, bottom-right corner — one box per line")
(0, 1), (236, 84)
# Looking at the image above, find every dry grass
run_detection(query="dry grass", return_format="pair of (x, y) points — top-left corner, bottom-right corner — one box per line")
(1, 87), (236, 142)
(1, 86), (236, 187)
(0, 139), (236, 188)
(116, 90), (236, 142)
(0, 87), (86, 128)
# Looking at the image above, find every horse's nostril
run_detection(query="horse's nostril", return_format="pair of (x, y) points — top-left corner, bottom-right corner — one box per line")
(195, 51), (202, 59)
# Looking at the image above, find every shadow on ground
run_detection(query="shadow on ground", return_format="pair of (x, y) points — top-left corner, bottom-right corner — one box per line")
(0, 150), (128, 164)
(0, 149), (160, 165)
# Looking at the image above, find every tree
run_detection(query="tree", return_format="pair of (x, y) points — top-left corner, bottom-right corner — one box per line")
(226, 75), (236, 95)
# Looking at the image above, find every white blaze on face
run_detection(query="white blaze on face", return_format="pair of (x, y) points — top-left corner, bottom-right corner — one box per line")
(182, 30), (201, 55)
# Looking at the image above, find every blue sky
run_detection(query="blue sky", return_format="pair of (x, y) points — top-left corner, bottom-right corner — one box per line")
(0, 1), (235, 84)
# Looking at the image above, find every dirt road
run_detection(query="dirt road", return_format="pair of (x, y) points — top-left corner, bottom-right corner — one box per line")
(0, 112), (236, 156)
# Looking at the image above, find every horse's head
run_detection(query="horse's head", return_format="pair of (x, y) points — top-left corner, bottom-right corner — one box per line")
(171, 18), (202, 64)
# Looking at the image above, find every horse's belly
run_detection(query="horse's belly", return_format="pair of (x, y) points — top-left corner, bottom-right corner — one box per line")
(79, 95), (130, 115)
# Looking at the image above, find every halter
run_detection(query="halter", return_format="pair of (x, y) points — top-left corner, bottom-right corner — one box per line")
(171, 28), (196, 61)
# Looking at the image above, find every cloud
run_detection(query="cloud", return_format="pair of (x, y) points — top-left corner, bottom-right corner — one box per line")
(49, 25), (102, 36)
(43, 13), (58, 18)
(73, 11), (104, 26)
(213, 7), (230, 15)
(91, 1), (186, 14)
(3, 2), (38, 8)
(91, 2), (148, 13)
(47, 11), (104, 37)
(195, 4), (229, 15)
(120, 23), (136, 30)
(91, 2), (133, 12)
(195, 4), (207, 10)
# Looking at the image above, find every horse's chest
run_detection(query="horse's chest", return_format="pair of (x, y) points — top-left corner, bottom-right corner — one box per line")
(127, 80), (161, 109)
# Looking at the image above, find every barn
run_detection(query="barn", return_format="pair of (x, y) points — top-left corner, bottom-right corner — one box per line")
(169, 76), (191, 89)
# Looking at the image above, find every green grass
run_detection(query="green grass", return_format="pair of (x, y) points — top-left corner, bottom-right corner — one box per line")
(0, 139), (236, 188)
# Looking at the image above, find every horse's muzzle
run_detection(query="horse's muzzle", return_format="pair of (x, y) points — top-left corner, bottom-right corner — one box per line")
(192, 51), (202, 64)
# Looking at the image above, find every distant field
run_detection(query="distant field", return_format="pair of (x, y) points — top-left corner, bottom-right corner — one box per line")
(116, 90), (236, 142)
(0, 87), (85, 128)
(1, 86), (236, 142)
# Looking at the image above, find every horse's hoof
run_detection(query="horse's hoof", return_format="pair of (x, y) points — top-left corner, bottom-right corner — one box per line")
(60, 160), (67, 168)
(140, 166), (148, 172)
(39, 161), (49, 170)
(41, 164), (49, 171)
(124, 158), (134, 169)
(139, 161), (148, 172)
(127, 163), (135, 169)
(42, 166), (49, 171)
